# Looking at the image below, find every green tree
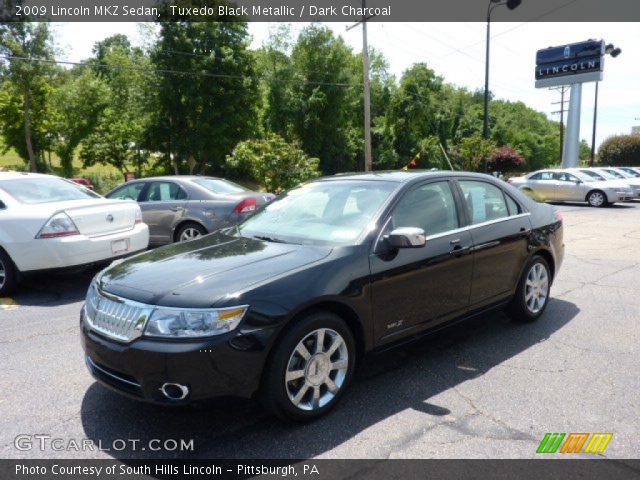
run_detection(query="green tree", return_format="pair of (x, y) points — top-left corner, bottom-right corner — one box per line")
(226, 134), (320, 193)
(456, 133), (497, 171)
(0, 22), (56, 171)
(81, 36), (155, 176)
(387, 63), (444, 166)
(49, 68), (108, 176)
(150, 20), (259, 175)
(488, 100), (560, 170)
(289, 25), (359, 174)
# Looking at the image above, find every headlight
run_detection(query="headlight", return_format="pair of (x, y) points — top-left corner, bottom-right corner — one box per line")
(144, 306), (248, 338)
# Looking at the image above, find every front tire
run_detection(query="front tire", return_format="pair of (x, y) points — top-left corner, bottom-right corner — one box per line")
(508, 255), (551, 323)
(261, 311), (356, 422)
(587, 190), (608, 208)
(0, 249), (18, 296)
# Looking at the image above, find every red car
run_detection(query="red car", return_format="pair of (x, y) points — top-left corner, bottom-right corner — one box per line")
(69, 177), (94, 190)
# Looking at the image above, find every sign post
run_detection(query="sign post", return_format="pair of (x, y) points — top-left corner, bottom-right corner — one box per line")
(535, 40), (605, 168)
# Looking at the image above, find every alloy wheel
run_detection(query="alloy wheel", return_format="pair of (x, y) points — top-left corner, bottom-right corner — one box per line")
(179, 227), (202, 242)
(589, 192), (605, 207)
(285, 328), (349, 411)
(0, 259), (5, 289)
(524, 263), (549, 314)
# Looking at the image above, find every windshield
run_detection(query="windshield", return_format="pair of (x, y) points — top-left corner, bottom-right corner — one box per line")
(618, 167), (640, 177)
(192, 178), (249, 194)
(0, 177), (101, 204)
(601, 169), (626, 179)
(239, 180), (398, 246)
(577, 170), (604, 181)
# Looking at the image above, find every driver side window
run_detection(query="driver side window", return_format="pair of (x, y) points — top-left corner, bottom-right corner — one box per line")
(392, 181), (459, 236)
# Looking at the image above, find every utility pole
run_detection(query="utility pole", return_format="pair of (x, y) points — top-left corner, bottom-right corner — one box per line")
(550, 86), (569, 162)
(347, 1), (374, 172)
(590, 82), (599, 166)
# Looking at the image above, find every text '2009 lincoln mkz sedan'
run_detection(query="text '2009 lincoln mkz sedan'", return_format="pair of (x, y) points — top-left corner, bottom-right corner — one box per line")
(80, 171), (564, 421)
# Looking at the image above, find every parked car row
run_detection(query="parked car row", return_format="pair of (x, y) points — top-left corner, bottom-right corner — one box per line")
(0, 173), (274, 295)
(508, 167), (640, 207)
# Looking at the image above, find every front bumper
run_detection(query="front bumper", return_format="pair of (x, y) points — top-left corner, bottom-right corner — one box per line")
(80, 308), (271, 404)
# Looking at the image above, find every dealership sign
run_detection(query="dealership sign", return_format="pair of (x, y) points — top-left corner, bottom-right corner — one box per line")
(535, 39), (605, 88)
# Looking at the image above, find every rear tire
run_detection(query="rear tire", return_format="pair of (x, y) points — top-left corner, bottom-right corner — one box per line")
(508, 255), (551, 323)
(586, 190), (608, 208)
(175, 222), (207, 243)
(261, 311), (356, 422)
(0, 249), (18, 296)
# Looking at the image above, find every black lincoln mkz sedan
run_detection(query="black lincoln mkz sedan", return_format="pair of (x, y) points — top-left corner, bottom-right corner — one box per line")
(81, 171), (564, 421)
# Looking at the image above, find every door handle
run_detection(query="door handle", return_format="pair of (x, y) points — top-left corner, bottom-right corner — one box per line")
(170, 207), (183, 212)
(449, 244), (470, 257)
(519, 227), (531, 237)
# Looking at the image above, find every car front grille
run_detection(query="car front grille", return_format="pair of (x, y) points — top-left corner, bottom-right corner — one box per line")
(84, 284), (153, 342)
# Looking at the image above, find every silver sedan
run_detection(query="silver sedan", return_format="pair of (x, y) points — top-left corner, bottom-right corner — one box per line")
(508, 169), (634, 207)
(107, 176), (275, 245)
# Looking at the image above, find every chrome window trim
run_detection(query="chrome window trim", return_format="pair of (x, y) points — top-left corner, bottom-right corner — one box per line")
(426, 212), (532, 241)
(374, 212), (532, 249)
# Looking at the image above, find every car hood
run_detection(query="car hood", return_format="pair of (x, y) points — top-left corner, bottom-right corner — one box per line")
(97, 231), (332, 308)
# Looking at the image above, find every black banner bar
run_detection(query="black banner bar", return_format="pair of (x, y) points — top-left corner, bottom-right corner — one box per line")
(2, 0), (640, 22)
(2, 459), (640, 480)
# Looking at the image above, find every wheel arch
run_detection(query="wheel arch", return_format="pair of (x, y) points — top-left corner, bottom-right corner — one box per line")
(533, 248), (555, 281)
(585, 189), (607, 203)
(172, 219), (208, 242)
(257, 300), (367, 395)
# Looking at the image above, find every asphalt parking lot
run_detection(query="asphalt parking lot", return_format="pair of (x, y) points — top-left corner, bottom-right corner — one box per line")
(1, 201), (639, 460)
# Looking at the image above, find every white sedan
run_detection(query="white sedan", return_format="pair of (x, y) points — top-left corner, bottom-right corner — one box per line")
(0, 172), (149, 295)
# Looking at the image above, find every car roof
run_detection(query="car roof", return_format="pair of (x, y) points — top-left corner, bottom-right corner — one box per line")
(315, 170), (500, 184)
(130, 176), (223, 182)
(0, 172), (56, 181)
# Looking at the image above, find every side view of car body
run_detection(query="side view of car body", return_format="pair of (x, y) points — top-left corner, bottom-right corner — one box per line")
(81, 171), (564, 421)
(106, 176), (275, 246)
(615, 166), (640, 177)
(509, 168), (634, 207)
(0, 172), (149, 295)
(582, 167), (640, 198)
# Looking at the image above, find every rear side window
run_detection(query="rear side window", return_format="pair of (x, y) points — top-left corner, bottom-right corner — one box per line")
(108, 182), (145, 201)
(147, 182), (187, 201)
(530, 172), (553, 180)
(192, 178), (248, 194)
(392, 181), (459, 236)
(458, 181), (510, 224)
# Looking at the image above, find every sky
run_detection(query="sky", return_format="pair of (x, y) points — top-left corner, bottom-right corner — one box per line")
(52, 21), (640, 150)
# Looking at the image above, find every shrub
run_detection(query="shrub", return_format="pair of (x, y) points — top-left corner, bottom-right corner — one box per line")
(226, 134), (320, 193)
(597, 135), (640, 166)
(489, 146), (526, 172)
(86, 171), (124, 195)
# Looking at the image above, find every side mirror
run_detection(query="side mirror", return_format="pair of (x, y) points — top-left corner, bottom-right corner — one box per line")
(387, 227), (426, 248)
(574, 179), (583, 184)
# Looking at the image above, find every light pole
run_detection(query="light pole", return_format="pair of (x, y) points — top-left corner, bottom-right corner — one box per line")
(590, 43), (621, 166)
(483, 0), (522, 173)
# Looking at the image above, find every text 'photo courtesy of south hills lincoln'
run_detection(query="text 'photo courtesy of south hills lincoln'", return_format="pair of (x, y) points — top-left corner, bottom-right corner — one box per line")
(1, 0), (640, 479)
